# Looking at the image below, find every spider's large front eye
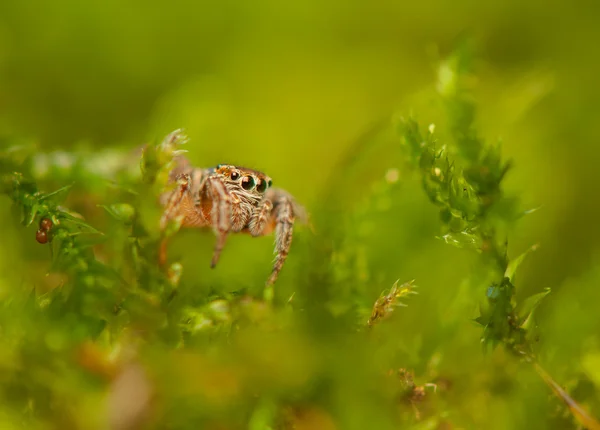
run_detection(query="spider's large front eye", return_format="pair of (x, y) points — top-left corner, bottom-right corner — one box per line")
(230, 171), (240, 180)
(256, 180), (267, 193)
(241, 176), (255, 190)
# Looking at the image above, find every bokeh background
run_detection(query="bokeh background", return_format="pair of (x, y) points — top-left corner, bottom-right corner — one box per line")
(1, 1), (600, 429)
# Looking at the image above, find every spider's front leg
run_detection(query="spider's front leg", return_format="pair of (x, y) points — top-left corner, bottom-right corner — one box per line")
(159, 173), (195, 266)
(202, 177), (233, 268)
(266, 193), (296, 286)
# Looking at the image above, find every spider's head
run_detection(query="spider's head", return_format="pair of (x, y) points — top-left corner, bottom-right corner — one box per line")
(215, 164), (273, 196)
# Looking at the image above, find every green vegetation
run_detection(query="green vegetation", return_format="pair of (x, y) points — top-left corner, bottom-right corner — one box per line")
(2, 2), (600, 429)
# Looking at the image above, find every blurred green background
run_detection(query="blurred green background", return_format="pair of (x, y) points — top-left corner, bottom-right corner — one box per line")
(1, 0), (600, 429)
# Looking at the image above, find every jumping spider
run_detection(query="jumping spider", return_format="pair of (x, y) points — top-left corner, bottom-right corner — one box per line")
(159, 155), (306, 286)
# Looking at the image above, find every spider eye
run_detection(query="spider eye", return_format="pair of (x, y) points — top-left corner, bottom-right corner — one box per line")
(256, 180), (267, 193)
(241, 176), (255, 190)
(267, 180), (272, 188)
(230, 171), (240, 180)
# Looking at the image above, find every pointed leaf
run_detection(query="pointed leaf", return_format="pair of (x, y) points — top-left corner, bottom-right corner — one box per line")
(99, 203), (136, 224)
(473, 316), (486, 326)
(505, 244), (539, 281)
(24, 203), (40, 226)
(523, 206), (542, 215)
(39, 183), (73, 201)
(518, 288), (551, 328)
(58, 211), (103, 234)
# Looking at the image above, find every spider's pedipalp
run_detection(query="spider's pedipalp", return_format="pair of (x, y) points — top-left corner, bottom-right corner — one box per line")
(248, 199), (273, 237)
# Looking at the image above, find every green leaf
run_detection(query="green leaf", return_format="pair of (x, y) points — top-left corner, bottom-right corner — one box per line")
(99, 203), (136, 224)
(39, 183), (73, 201)
(58, 211), (103, 234)
(473, 316), (487, 327)
(248, 397), (276, 430)
(505, 244), (539, 281)
(24, 203), (40, 226)
(518, 288), (551, 329)
(582, 352), (600, 388)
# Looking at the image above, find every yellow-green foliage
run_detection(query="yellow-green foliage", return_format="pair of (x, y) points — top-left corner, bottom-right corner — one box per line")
(1, 4), (600, 429)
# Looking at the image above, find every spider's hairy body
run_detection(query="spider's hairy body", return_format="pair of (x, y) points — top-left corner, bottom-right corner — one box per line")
(159, 155), (305, 286)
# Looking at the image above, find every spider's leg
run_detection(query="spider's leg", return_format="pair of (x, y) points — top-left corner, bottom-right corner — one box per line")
(159, 174), (194, 265)
(248, 199), (273, 237)
(168, 155), (192, 182)
(267, 195), (295, 286)
(204, 177), (232, 268)
(160, 174), (194, 228)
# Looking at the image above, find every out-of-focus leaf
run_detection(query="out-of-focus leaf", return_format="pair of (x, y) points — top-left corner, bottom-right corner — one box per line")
(248, 398), (276, 430)
(582, 353), (600, 388)
(518, 288), (550, 329)
(58, 211), (103, 234)
(505, 244), (539, 282)
(38, 184), (73, 201)
(99, 203), (136, 224)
